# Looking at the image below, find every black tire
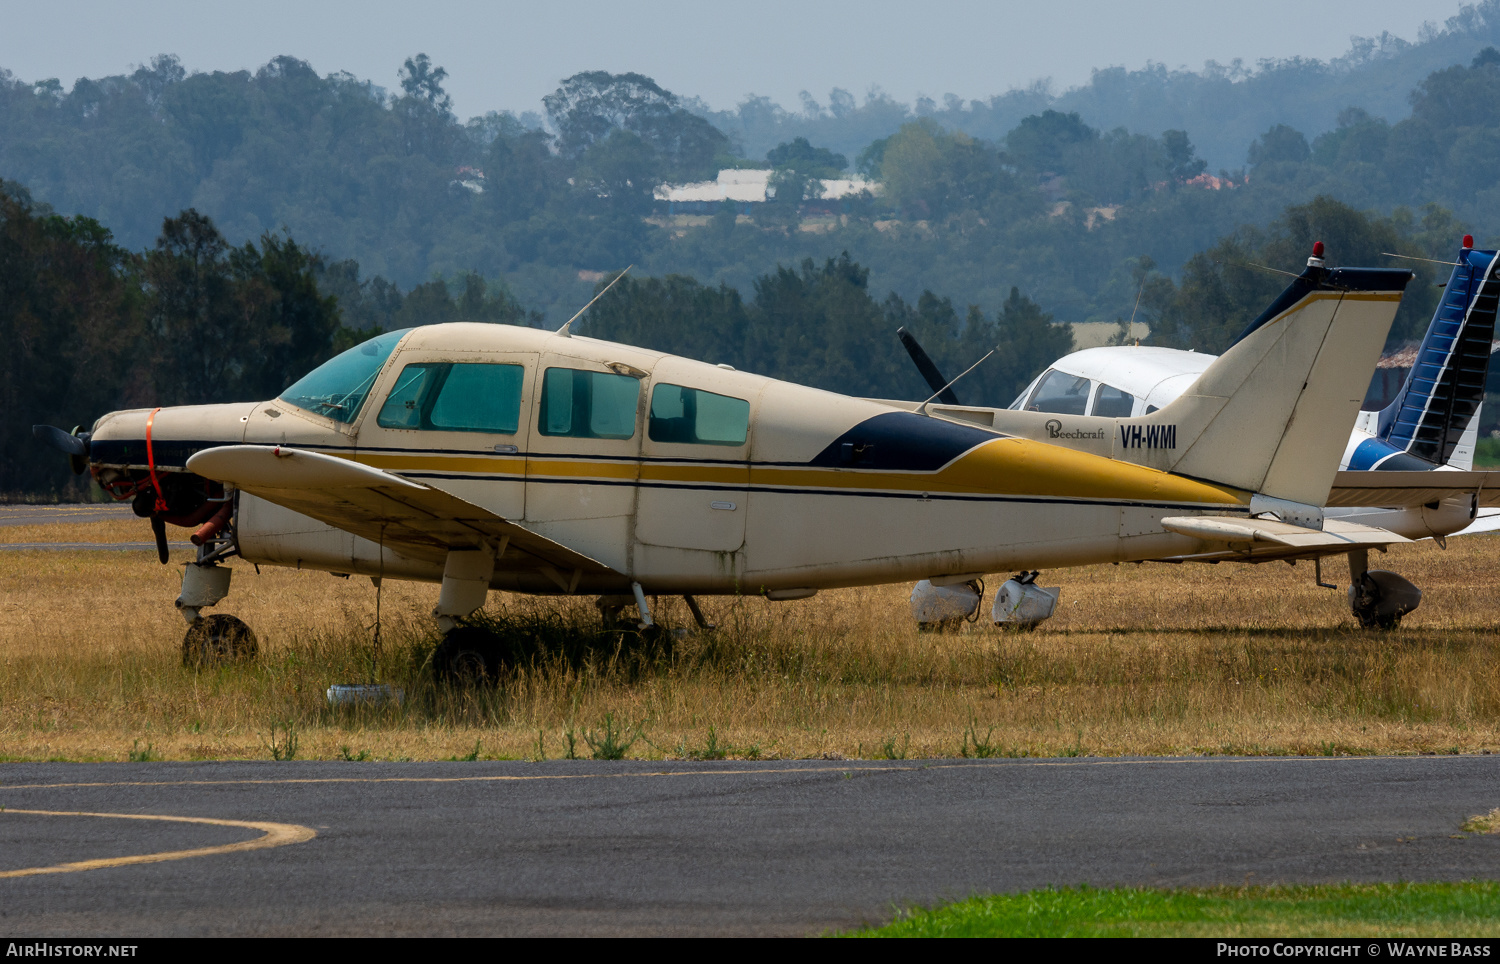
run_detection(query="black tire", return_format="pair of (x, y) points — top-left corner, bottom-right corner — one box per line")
(1352, 573), (1403, 630)
(182, 614), (258, 666)
(433, 627), (502, 684)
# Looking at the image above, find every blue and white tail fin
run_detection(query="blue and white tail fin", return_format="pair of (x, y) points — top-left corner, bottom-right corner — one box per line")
(1348, 244), (1499, 471)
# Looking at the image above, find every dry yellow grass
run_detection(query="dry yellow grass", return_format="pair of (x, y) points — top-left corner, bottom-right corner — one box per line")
(3, 520), (1500, 762)
(1463, 808), (1500, 833)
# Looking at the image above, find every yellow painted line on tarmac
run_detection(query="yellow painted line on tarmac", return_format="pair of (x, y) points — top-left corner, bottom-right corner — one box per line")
(0, 809), (316, 878)
(0, 755), (1451, 794)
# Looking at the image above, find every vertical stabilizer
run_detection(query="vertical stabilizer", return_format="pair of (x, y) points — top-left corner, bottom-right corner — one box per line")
(1148, 262), (1412, 506)
(1364, 246), (1500, 468)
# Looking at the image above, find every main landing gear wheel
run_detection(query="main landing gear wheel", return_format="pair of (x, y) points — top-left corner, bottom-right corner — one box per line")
(182, 614), (258, 666)
(432, 626), (502, 684)
(1350, 570), (1422, 630)
(1343, 549), (1420, 631)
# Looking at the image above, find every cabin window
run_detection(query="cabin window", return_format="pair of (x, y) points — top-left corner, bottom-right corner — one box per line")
(280, 328), (410, 424)
(649, 385), (750, 446)
(1026, 369), (1091, 415)
(376, 362), (524, 433)
(538, 367), (640, 439)
(1092, 383), (1136, 418)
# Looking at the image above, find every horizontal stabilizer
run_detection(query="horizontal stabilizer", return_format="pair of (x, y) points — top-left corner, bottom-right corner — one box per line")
(1160, 515), (1410, 550)
(187, 445), (618, 576)
(1328, 469), (1500, 508)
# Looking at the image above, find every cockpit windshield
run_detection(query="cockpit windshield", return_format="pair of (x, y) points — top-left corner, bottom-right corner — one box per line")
(279, 329), (410, 424)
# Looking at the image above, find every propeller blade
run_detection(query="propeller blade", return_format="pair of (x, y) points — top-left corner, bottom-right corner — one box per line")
(896, 328), (961, 405)
(151, 516), (169, 565)
(33, 424), (86, 457)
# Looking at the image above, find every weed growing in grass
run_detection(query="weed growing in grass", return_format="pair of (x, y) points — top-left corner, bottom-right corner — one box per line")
(960, 713), (999, 758)
(338, 745), (371, 762)
(691, 726), (727, 760)
(265, 721), (298, 761)
(584, 713), (641, 760)
(127, 739), (159, 762)
(451, 739), (482, 762)
(879, 733), (910, 760)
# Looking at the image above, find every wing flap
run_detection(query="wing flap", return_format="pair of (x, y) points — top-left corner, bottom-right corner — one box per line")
(1160, 515), (1410, 549)
(1154, 516), (1409, 564)
(187, 445), (617, 576)
(1328, 469), (1500, 508)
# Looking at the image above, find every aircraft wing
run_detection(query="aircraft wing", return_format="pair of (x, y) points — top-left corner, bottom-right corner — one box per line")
(1327, 470), (1500, 508)
(1156, 515), (1409, 564)
(185, 445), (619, 578)
(1456, 507), (1500, 536)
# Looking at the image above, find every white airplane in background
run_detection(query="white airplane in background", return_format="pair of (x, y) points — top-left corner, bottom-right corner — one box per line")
(903, 239), (1500, 630)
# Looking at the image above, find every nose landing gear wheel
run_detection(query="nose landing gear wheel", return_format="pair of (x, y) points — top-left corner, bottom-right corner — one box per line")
(182, 614), (259, 666)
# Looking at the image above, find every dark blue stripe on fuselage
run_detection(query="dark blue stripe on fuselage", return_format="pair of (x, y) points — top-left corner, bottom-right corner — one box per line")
(89, 437), (240, 468)
(805, 411), (1001, 470)
(91, 410), (1003, 476)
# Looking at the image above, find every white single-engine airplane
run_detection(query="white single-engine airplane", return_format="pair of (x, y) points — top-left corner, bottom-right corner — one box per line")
(32, 247), (1439, 671)
(901, 239), (1500, 630)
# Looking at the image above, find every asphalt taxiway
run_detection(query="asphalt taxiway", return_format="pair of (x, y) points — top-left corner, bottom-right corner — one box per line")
(0, 504), (132, 527)
(0, 756), (1497, 936)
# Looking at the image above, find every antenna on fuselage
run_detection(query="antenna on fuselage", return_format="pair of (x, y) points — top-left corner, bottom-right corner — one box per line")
(916, 347), (997, 417)
(556, 265), (633, 338)
(1121, 274), (1147, 346)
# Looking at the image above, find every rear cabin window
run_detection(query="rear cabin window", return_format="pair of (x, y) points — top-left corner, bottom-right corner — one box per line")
(1091, 383), (1136, 418)
(1026, 370), (1091, 415)
(538, 368), (640, 439)
(649, 385), (750, 446)
(376, 362), (524, 433)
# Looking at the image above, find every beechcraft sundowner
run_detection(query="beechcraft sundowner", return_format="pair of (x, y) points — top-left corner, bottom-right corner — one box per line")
(34, 248), (1430, 668)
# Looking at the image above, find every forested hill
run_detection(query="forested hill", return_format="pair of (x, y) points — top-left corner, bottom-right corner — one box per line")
(713, 2), (1500, 169)
(4, 6), (1500, 335)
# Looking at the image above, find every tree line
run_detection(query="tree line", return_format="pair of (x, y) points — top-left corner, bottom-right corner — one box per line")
(0, 184), (537, 495)
(4, 25), (1500, 334)
(3, 183), (1079, 498)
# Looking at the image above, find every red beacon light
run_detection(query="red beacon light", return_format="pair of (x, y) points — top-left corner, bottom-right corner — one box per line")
(1308, 240), (1325, 268)
(1464, 234), (1474, 249)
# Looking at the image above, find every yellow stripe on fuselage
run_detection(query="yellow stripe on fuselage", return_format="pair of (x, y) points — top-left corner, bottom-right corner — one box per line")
(749, 438), (1243, 503)
(357, 452), (526, 477)
(346, 434), (1245, 506)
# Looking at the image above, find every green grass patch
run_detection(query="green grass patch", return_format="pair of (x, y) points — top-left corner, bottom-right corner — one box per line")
(1473, 436), (1500, 469)
(843, 882), (1500, 937)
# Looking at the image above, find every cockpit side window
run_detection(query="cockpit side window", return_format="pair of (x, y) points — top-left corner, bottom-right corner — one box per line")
(279, 328), (410, 424)
(538, 367), (640, 439)
(648, 384), (750, 445)
(376, 362), (524, 433)
(1092, 383), (1136, 418)
(1026, 369), (1092, 415)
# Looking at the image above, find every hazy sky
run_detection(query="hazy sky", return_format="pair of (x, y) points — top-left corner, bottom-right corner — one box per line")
(0, 0), (1472, 119)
